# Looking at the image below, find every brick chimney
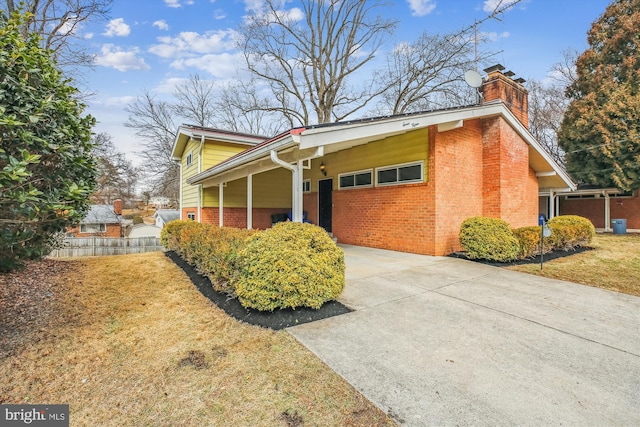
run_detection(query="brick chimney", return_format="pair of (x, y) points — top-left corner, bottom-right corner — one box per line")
(480, 64), (529, 128)
(113, 199), (123, 215)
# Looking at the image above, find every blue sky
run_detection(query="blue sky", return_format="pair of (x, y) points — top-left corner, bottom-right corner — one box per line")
(78, 0), (612, 162)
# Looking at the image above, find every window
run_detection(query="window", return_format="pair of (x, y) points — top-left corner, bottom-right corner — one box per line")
(611, 191), (634, 198)
(186, 151), (193, 167)
(302, 180), (311, 193)
(376, 162), (423, 186)
(339, 170), (373, 189)
(187, 212), (196, 220)
(80, 223), (106, 233)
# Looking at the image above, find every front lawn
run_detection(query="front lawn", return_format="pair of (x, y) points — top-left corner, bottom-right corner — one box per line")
(506, 233), (640, 297)
(0, 252), (394, 426)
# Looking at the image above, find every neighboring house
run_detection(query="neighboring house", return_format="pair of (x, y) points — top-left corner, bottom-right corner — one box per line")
(172, 65), (574, 256)
(127, 223), (162, 238)
(67, 199), (124, 237)
(540, 185), (639, 232)
(153, 209), (181, 228)
(150, 197), (174, 209)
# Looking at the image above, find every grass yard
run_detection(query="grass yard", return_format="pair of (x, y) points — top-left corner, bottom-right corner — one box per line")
(0, 252), (395, 427)
(507, 233), (640, 297)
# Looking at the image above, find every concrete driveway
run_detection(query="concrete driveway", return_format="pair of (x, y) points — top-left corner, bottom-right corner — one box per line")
(288, 245), (640, 426)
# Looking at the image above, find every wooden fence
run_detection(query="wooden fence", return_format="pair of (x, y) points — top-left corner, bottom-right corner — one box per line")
(49, 236), (164, 258)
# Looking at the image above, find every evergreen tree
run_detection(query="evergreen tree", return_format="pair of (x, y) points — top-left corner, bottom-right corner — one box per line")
(0, 10), (96, 270)
(558, 0), (640, 190)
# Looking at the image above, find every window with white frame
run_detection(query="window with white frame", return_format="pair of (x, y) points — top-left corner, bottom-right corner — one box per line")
(302, 179), (311, 193)
(80, 223), (106, 233)
(339, 169), (373, 189)
(186, 151), (193, 167)
(187, 212), (196, 220)
(376, 161), (423, 186)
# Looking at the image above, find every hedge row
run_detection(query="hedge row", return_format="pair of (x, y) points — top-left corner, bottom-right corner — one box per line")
(459, 215), (595, 262)
(161, 221), (345, 311)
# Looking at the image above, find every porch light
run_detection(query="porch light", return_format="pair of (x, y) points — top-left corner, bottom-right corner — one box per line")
(320, 162), (327, 176)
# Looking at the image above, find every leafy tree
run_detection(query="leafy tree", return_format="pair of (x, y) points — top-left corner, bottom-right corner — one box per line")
(0, 10), (96, 270)
(558, 0), (640, 190)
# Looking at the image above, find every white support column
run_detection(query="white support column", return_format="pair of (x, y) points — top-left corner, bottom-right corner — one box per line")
(270, 150), (303, 223)
(548, 190), (555, 219)
(247, 174), (253, 229)
(219, 183), (224, 227)
(604, 193), (611, 232)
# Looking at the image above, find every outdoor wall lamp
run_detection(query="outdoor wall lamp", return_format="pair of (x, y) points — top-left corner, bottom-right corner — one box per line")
(320, 162), (327, 176)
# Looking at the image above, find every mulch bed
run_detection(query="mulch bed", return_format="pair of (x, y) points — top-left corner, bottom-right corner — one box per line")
(448, 246), (594, 267)
(165, 251), (352, 330)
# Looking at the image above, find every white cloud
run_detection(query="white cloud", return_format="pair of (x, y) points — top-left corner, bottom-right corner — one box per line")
(153, 20), (169, 30)
(149, 30), (237, 59)
(483, 0), (520, 13)
(95, 44), (150, 72)
(103, 95), (137, 106)
(165, 0), (194, 7)
(84, 32), (94, 40)
(407, 0), (436, 17)
(242, 0), (303, 24)
(170, 52), (243, 79)
(482, 31), (510, 42)
(103, 18), (131, 37)
(214, 9), (227, 19)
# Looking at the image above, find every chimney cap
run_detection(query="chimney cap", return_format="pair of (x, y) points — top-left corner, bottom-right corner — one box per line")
(483, 64), (505, 74)
(503, 70), (515, 77)
(514, 77), (526, 84)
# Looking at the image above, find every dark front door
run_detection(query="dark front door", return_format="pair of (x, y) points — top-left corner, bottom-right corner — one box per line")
(318, 178), (332, 232)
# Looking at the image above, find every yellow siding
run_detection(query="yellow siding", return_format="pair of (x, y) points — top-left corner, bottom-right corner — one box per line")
(303, 127), (429, 191)
(202, 142), (247, 169)
(181, 139), (201, 207)
(203, 168), (292, 208)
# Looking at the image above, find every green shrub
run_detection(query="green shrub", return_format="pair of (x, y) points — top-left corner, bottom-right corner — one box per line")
(199, 227), (256, 294)
(459, 217), (520, 262)
(512, 226), (554, 258)
(160, 220), (194, 253)
(547, 215), (595, 250)
(234, 222), (345, 311)
(132, 215), (144, 224)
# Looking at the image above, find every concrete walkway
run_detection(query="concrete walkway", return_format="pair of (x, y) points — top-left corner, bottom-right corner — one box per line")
(288, 245), (640, 426)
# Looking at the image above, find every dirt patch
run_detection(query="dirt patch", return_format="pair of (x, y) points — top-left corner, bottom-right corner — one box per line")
(178, 350), (209, 369)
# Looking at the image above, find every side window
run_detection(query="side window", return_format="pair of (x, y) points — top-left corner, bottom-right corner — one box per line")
(187, 212), (196, 220)
(376, 162), (423, 186)
(302, 180), (311, 193)
(186, 151), (193, 167)
(338, 170), (373, 190)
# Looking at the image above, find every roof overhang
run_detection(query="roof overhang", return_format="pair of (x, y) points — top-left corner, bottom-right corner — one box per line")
(186, 102), (576, 191)
(171, 125), (267, 161)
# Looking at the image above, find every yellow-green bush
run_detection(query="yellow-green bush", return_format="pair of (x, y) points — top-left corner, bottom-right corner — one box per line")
(459, 217), (520, 262)
(160, 220), (193, 253)
(234, 222), (345, 311)
(547, 215), (595, 250)
(512, 226), (554, 258)
(199, 227), (256, 294)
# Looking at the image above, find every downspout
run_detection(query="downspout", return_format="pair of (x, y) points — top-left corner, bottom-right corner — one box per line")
(270, 150), (303, 222)
(604, 192), (611, 232)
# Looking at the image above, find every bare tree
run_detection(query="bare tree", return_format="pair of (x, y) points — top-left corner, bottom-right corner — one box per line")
(377, 32), (477, 115)
(239, 0), (397, 126)
(3, 0), (111, 73)
(172, 74), (217, 128)
(124, 91), (179, 201)
(91, 132), (139, 206)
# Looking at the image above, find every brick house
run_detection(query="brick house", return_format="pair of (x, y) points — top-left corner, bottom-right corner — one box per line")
(66, 199), (124, 238)
(172, 66), (574, 256)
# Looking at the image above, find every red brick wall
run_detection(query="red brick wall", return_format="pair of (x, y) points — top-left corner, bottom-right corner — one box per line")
(303, 192), (318, 225)
(430, 121), (484, 255)
(481, 73), (529, 127)
(332, 183), (435, 254)
(67, 223), (121, 237)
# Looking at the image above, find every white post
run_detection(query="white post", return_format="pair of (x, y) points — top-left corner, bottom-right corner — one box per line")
(219, 183), (224, 227)
(548, 190), (555, 219)
(270, 150), (303, 223)
(604, 193), (611, 232)
(247, 174), (253, 229)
